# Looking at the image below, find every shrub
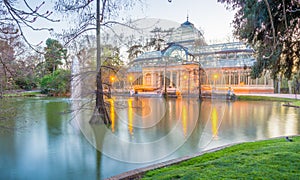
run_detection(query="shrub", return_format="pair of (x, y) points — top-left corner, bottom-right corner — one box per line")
(15, 75), (37, 90)
(40, 69), (71, 96)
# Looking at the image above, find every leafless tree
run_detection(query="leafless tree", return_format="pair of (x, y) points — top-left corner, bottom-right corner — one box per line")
(55, 0), (144, 124)
(1, 0), (59, 51)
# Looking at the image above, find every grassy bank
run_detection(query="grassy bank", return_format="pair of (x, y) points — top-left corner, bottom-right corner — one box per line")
(237, 95), (294, 102)
(142, 136), (300, 179)
(293, 101), (300, 106)
(2, 90), (45, 97)
(237, 95), (300, 107)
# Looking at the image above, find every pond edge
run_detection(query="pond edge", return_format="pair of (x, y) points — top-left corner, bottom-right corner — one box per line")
(106, 135), (299, 180)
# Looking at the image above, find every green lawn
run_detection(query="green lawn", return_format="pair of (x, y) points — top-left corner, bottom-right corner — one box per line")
(293, 101), (300, 106)
(3, 91), (43, 97)
(237, 95), (300, 107)
(237, 95), (294, 102)
(142, 137), (300, 179)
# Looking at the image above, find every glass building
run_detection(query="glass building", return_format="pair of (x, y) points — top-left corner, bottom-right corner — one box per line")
(126, 18), (274, 95)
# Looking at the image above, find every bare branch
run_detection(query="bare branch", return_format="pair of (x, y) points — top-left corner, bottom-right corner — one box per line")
(1, 0), (60, 52)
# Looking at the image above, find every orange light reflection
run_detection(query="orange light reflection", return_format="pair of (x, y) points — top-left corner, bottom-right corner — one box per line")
(211, 107), (218, 139)
(128, 98), (133, 136)
(182, 104), (187, 137)
(108, 99), (115, 133)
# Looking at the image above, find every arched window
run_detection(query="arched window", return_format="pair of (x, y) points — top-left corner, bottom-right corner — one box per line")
(145, 73), (151, 85)
(162, 44), (194, 65)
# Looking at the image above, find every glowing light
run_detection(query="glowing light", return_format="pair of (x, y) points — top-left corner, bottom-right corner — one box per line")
(213, 74), (218, 79)
(110, 76), (115, 82)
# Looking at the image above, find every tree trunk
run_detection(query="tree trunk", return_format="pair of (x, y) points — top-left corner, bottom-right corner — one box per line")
(282, 0), (288, 29)
(89, 69), (111, 124)
(89, 0), (111, 125)
(263, 0), (276, 48)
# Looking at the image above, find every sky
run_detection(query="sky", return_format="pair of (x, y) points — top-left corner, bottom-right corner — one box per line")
(109, 0), (237, 44)
(23, 0), (236, 45)
(134, 0), (237, 43)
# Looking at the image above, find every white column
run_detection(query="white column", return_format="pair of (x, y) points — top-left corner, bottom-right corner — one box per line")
(151, 72), (154, 87)
(288, 80), (292, 94)
(143, 73), (145, 86)
(163, 70), (166, 89)
(229, 72), (231, 86)
(271, 78), (274, 87)
(170, 70), (173, 87)
(160, 72), (162, 88)
(238, 70), (241, 85)
(176, 71), (180, 88)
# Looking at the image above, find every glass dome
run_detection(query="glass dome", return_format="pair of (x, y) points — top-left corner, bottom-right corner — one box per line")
(168, 17), (206, 49)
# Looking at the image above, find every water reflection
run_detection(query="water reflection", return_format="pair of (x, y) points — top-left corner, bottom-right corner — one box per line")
(90, 98), (299, 161)
(211, 106), (218, 139)
(181, 103), (187, 137)
(0, 98), (98, 180)
(78, 97), (201, 163)
(1, 98), (300, 179)
(108, 99), (115, 133)
(128, 98), (133, 136)
(194, 100), (224, 150)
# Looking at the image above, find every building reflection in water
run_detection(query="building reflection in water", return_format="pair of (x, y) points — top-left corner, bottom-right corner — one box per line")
(181, 104), (187, 137)
(108, 97), (200, 139)
(94, 97), (300, 165)
(105, 97), (299, 158)
(107, 97), (299, 146)
(127, 98), (134, 136)
(284, 107), (298, 135)
(211, 106), (218, 139)
(108, 99), (115, 133)
(267, 104), (298, 137)
(97, 97), (200, 163)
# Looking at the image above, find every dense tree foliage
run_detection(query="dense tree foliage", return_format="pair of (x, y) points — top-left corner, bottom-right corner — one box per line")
(218, 0), (300, 79)
(0, 35), (69, 93)
(0, 1), (67, 93)
(101, 45), (123, 89)
(44, 38), (67, 74)
(127, 44), (143, 61)
(40, 69), (71, 96)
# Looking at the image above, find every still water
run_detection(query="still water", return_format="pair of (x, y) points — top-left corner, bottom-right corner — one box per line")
(0, 97), (299, 179)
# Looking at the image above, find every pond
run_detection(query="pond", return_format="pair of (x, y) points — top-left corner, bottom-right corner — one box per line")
(0, 97), (299, 179)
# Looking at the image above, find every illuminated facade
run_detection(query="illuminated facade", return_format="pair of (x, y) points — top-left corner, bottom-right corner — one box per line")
(127, 18), (274, 94)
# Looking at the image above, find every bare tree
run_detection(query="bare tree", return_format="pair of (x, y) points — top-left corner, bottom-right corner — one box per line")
(0, 34), (26, 92)
(1, 0), (59, 50)
(0, 0), (62, 95)
(55, 0), (144, 124)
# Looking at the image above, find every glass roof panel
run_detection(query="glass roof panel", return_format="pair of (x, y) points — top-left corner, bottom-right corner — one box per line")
(135, 51), (162, 60)
(168, 19), (205, 47)
(129, 19), (256, 72)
